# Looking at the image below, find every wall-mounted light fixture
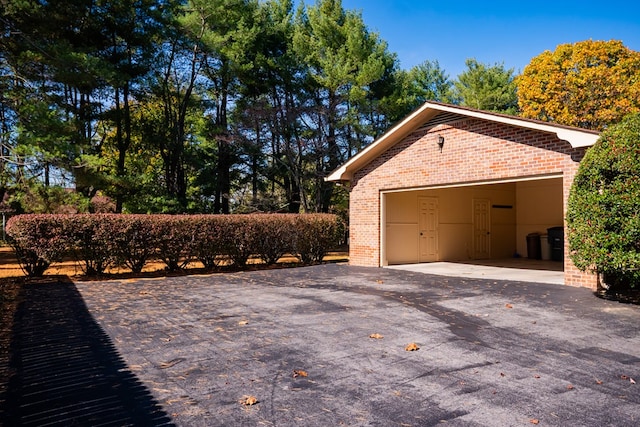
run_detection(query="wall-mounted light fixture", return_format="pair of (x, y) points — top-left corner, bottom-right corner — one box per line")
(437, 135), (445, 152)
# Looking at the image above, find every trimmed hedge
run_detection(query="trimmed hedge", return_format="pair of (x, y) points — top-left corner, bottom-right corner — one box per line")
(5, 214), (69, 277)
(6, 213), (345, 277)
(64, 214), (116, 275)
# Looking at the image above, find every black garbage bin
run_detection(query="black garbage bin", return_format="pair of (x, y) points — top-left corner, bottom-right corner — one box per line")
(547, 226), (564, 261)
(526, 233), (541, 260)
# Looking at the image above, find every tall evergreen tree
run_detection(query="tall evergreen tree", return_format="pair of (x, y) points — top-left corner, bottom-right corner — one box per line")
(382, 60), (453, 123)
(453, 58), (518, 114)
(97, 0), (170, 212)
(1, 0), (108, 210)
(1, 0), (171, 212)
(293, 0), (395, 211)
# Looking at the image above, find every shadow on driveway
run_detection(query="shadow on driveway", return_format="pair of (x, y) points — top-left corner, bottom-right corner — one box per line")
(0, 278), (174, 426)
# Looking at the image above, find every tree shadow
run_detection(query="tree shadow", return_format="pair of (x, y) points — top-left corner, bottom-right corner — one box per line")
(0, 277), (174, 426)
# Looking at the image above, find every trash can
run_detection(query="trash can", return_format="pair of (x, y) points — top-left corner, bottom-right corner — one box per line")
(547, 226), (564, 262)
(526, 233), (541, 260)
(540, 234), (551, 260)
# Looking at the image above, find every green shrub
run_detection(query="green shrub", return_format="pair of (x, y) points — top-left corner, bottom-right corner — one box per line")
(567, 113), (640, 290)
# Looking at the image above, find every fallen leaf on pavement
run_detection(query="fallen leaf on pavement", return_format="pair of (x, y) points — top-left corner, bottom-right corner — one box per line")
(293, 370), (308, 378)
(240, 395), (258, 406)
(159, 358), (184, 369)
(369, 333), (384, 339)
(405, 342), (420, 351)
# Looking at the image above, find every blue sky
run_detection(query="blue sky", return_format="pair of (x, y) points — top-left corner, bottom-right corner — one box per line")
(336, 0), (640, 78)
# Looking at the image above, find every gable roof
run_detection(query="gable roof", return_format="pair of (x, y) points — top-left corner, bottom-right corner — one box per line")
(326, 101), (600, 182)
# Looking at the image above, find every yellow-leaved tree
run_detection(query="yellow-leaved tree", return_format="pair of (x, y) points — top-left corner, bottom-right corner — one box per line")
(517, 40), (640, 131)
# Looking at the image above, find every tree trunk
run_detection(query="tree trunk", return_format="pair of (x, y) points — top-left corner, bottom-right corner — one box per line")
(114, 86), (124, 213)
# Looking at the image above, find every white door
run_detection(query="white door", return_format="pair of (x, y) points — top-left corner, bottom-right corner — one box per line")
(419, 197), (439, 262)
(473, 198), (491, 259)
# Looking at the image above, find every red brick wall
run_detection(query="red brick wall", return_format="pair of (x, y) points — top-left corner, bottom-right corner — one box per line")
(349, 117), (598, 289)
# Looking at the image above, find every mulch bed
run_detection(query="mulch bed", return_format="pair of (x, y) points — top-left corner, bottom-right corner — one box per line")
(595, 288), (640, 304)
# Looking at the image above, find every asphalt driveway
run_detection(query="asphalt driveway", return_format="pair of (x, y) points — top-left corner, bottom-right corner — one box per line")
(3, 264), (640, 426)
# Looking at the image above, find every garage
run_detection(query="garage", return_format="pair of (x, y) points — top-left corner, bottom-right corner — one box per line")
(382, 176), (563, 265)
(327, 101), (601, 288)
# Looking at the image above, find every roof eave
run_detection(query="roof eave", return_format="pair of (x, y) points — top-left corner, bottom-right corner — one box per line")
(326, 103), (437, 182)
(555, 129), (600, 148)
(325, 102), (600, 182)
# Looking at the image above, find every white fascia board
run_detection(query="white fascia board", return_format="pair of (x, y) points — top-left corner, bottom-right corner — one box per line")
(326, 102), (600, 182)
(326, 103), (434, 182)
(427, 103), (600, 148)
(554, 129), (600, 147)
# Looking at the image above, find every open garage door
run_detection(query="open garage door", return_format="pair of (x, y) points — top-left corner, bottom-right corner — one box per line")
(381, 175), (564, 270)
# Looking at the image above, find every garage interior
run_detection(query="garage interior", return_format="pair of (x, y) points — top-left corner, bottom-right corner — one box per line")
(381, 175), (564, 272)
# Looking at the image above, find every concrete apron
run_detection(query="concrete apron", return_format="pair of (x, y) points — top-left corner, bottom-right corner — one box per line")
(387, 259), (564, 285)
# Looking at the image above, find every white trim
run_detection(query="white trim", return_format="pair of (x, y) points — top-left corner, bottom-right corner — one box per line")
(428, 103), (599, 148)
(379, 173), (563, 195)
(380, 192), (387, 267)
(327, 104), (433, 182)
(326, 102), (599, 182)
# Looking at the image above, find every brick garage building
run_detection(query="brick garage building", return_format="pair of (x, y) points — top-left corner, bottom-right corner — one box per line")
(327, 102), (601, 288)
